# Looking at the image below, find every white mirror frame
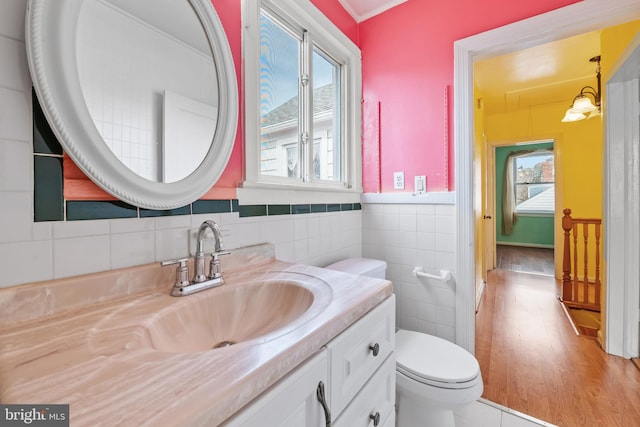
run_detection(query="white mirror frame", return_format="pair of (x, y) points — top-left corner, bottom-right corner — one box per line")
(26, 0), (238, 210)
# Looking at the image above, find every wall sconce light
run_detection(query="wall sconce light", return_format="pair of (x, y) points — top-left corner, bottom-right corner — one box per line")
(561, 55), (601, 122)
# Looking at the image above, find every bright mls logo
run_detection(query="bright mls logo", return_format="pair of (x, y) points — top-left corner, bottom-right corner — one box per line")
(1, 405), (69, 426)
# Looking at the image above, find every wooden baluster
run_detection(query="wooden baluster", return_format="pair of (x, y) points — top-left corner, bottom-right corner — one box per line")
(573, 223), (579, 302)
(594, 221), (601, 308)
(561, 209), (573, 302)
(583, 223), (589, 305)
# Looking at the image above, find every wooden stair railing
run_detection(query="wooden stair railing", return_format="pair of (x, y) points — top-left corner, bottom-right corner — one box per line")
(561, 208), (602, 311)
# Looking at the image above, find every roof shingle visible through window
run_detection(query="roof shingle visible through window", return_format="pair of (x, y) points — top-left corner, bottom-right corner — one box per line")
(261, 83), (334, 127)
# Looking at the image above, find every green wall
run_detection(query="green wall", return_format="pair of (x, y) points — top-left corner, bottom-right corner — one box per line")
(495, 142), (555, 247)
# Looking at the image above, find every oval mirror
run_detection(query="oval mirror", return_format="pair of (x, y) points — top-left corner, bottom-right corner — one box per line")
(26, 0), (238, 210)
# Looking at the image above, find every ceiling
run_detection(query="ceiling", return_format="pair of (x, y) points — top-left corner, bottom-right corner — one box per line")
(338, 0), (408, 22)
(474, 30), (602, 115)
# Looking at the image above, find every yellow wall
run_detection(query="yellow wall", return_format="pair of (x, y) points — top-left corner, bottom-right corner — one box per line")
(483, 95), (602, 279)
(601, 21), (640, 86)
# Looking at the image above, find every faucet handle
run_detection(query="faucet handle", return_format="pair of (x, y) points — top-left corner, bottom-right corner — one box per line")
(208, 250), (230, 279)
(161, 257), (189, 267)
(211, 250), (231, 257)
(161, 257), (191, 288)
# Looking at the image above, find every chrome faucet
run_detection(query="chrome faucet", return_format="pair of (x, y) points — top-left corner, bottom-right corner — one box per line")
(161, 220), (230, 296)
(193, 220), (229, 283)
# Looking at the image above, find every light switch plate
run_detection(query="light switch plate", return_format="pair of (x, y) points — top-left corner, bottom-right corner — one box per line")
(414, 176), (426, 194)
(394, 171), (404, 189)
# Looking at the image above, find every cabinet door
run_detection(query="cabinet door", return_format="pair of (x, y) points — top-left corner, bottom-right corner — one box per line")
(222, 350), (328, 427)
(327, 295), (395, 417)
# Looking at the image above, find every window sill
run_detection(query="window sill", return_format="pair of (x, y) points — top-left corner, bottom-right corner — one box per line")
(237, 181), (361, 205)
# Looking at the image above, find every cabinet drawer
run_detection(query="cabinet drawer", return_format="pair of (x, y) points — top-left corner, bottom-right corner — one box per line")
(334, 352), (396, 427)
(327, 295), (395, 417)
(222, 350), (328, 427)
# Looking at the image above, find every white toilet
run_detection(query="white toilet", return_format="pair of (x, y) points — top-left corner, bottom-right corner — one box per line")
(325, 258), (483, 427)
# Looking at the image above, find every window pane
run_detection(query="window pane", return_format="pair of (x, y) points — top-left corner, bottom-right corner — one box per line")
(515, 153), (554, 212)
(312, 47), (341, 181)
(259, 12), (301, 178)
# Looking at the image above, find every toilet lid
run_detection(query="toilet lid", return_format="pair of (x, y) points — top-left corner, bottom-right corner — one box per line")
(396, 329), (480, 386)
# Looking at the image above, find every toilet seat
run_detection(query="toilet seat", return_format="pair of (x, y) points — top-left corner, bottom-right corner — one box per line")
(396, 329), (481, 390)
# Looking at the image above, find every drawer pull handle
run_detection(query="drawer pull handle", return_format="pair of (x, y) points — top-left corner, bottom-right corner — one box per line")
(370, 411), (381, 426)
(316, 381), (332, 427)
(369, 343), (380, 357)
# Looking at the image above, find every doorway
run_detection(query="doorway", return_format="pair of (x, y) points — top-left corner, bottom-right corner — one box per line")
(453, 0), (640, 358)
(491, 142), (555, 274)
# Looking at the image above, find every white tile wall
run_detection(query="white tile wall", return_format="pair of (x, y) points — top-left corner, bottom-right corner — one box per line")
(0, 0), (362, 289)
(362, 202), (457, 342)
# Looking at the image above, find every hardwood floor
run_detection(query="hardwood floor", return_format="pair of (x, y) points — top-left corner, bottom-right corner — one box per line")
(496, 245), (555, 276)
(475, 269), (640, 427)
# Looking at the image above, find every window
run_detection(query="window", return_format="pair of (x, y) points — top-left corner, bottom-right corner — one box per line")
(514, 152), (554, 214)
(242, 0), (361, 199)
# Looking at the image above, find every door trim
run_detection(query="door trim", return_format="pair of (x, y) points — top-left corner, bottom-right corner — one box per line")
(604, 34), (640, 358)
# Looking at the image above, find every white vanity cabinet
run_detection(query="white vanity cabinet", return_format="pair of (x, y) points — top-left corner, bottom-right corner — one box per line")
(330, 296), (396, 427)
(223, 295), (396, 427)
(222, 350), (329, 427)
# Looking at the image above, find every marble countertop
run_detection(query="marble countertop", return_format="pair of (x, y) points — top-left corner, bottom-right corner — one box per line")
(0, 246), (392, 426)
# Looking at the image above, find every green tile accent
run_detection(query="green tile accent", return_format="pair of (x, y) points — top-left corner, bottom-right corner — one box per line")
(238, 204), (267, 217)
(67, 201), (138, 220)
(340, 203), (354, 211)
(354, 203), (362, 210)
(327, 204), (341, 212)
(32, 88), (63, 155)
(192, 200), (232, 214)
(231, 199), (239, 212)
(310, 204), (327, 213)
(268, 205), (291, 215)
(34, 156), (64, 222)
(140, 205), (191, 218)
(292, 204), (311, 214)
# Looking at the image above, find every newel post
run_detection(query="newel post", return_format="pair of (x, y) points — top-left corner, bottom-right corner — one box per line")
(561, 208), (573, 301)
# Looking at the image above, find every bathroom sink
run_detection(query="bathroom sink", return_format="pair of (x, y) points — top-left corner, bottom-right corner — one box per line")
(147, 280), (314, 352)
(89, 278), (325, 355)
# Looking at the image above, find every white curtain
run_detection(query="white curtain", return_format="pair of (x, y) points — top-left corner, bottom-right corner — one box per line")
(502, 153), (517, 235)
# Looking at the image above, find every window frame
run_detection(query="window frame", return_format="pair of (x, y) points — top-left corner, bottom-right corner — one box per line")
(513, 151), (555, 216)
(241, 0), (362, 204)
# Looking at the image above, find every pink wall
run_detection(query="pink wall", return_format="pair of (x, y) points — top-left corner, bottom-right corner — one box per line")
(66, 0), (582, 200)
(65, 0), (357, 201)
(359, 0), (580, 192)
(204, 0), (360, 198)
(310, 0), (360, 44)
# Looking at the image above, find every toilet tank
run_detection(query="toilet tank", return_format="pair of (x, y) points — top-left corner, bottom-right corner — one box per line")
(325, 258), (387, 279)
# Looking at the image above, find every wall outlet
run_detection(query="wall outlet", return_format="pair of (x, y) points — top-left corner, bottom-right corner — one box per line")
(414, 176), (426, 194)
(393, 171), (404, 189)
